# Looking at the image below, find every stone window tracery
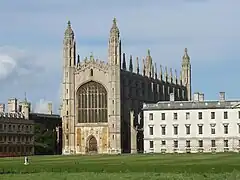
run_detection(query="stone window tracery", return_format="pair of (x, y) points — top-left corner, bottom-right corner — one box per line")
(77, 81), (108, 123)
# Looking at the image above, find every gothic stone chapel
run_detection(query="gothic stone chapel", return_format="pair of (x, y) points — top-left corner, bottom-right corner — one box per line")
(60, 18), (191, 155)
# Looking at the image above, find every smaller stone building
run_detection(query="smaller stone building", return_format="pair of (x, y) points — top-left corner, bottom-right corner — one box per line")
(0, 98), (34, 156)
(0, 112), (34, 156)
(0, 97), (62, 156)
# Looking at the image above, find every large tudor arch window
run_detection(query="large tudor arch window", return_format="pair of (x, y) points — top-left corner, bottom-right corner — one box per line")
(77, 81), (108, 123)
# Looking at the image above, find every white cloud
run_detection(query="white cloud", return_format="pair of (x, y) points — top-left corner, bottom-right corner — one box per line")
(0, 54), (16, 79)
(34, 99), (51, 113)
(0, 46), (46, 82)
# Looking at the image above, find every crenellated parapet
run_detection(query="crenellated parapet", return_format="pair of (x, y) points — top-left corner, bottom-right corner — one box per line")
(121, 49), (187, 86)
(75, 53), (109, 73)
(0, 112), (25, 119)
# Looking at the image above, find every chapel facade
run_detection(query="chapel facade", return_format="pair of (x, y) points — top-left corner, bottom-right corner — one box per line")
(60, 18), (191, 155)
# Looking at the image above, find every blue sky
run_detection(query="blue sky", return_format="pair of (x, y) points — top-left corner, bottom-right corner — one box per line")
(0, 0), (238, 113)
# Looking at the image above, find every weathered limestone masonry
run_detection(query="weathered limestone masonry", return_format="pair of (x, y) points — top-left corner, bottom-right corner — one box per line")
(60, 18), (191, 155)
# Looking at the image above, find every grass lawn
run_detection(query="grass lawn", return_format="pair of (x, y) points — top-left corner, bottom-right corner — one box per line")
(0, 153), (240, 179)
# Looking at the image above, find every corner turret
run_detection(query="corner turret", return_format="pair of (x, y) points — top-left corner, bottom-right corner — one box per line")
(62, 20), (76, 154)
(108, 18), (121, 66)
(181, 48), (191, 100)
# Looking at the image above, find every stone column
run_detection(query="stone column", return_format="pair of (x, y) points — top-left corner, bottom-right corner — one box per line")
(130, 110), (137, 153)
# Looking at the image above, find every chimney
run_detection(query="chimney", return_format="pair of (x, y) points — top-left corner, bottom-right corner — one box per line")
(199, 93), (204, 102)
(193, 92), (199, 102)
(0, 104), (5, 112)
(48, 103), (53, 115)
(8, 98), (18, 113)
(219, 92), (225, 101)
(170, 93), (175, 102)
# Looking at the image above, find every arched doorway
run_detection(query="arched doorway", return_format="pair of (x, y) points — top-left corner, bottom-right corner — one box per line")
(87, 135), (98, 153)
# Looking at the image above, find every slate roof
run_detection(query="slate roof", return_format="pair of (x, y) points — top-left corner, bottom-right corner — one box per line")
(143, 100), (240, 111)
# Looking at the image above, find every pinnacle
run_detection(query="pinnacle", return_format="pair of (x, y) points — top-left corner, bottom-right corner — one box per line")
(67, 20), (71, 27)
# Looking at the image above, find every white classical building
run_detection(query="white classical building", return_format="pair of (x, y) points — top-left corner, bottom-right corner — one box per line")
(143, 92), (240, 153)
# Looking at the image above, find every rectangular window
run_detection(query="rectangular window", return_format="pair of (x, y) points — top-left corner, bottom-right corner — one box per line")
(224, 111), (228, 119)
(239, 125), (240, 134)
(186, 140), (190, 147)
(211, 112), (215, 119)
(238, 111), (240, 119)
(198, 125), (203, 134)
(161, 126), (166, 135)
(186, 112), (190, 120)
(198, 112), (202, 119)
(149, 141), (154, 148)
(149, 113), (153, 120)
(186, 126), (190, 135)
(224, 140), (228, 147)
(211, 140), (216, 147)
(161, 140), (166, 146)
(173, 113), (178, 120)
(211, 127), (216, 134)
(149, 126), (153, 135)
(161, 113), (165, 120)
(174, 140), (178, 148)
(238, 140), (240, 147)
(198, 140), (203, 147)
(174, 126), (178, 135)
(224, 125), (228, 134)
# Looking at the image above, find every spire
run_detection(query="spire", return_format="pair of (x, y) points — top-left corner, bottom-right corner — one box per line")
(113, 18), (117, 25)
(84, 57), (87, 63)
(152, 64), (154, 78)
(147, 49), (151, 56)
(165, 66), (168, 82)
(170, 68), (173, 82)
(142, 58), (146, 76)
(110, 17), (119, 38)
(159, 65), (163, 80)
(136, 57), (139, 74)
(182, 48), (190, 63)
(64, 20), (74, 38)
(129, 55), (133, 72)
(146, 49), (152, 77)
(122, 53), (126, 70)
(174, 69), (178, 84)
(108, 18), (121, 66)
(181, 47), (191, 100)
(90, 52), (94, 61)
(77, 54), (80, 64)
(67, 20), (71, 27)
(154, 63), (157, 79)
(24, 92), (27, 102)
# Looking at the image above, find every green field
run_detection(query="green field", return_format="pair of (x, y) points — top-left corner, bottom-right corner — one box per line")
(0, 153), (240, 180)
